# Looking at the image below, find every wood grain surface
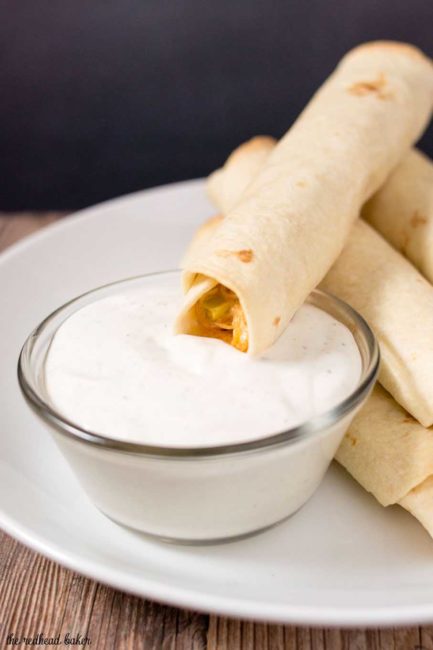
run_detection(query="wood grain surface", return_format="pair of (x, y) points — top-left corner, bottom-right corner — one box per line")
(1, 212), (432, 650)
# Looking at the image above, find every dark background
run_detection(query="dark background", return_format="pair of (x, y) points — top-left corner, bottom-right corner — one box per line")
(1, 0), (432, 211)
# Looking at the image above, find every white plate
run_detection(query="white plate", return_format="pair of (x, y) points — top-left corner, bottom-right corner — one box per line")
(1, 180), (433, 628)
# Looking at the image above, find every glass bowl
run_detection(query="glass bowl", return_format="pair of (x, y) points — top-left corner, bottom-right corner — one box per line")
(18, 271), (379, 544)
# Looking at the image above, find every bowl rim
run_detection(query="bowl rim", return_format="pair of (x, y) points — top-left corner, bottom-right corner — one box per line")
(18, 270), (380, 459)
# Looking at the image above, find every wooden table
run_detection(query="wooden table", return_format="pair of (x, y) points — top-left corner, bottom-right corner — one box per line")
(1, 212), (432, 650)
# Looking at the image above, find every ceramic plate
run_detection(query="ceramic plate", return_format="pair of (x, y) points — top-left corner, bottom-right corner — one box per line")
(1, 180), (433, 627)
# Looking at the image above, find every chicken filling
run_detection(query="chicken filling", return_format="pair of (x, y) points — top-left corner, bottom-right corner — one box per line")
(195, 285), (248, 352)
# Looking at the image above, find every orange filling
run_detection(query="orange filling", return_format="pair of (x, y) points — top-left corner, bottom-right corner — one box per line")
(195, 285), (248, 352)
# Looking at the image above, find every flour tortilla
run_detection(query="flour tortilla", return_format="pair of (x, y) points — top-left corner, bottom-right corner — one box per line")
(363, 148), (433, 283)
(176, 42), (433, 355)
(337, 385), (433, 506)
(207, 136), (276, 214)
(320, 219), (433, 428)
(337, 385), (433, 539)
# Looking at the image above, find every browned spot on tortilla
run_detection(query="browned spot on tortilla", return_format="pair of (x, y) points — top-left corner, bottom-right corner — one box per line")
(216, 248), (254, 263)
(410, 210), (427, 228)
(348, 73), (392, 100)
(345, 432), (358, 447)
(296, 180), (307, 187)
(238, 249), (254, 263)
(273, 316), (281, 327)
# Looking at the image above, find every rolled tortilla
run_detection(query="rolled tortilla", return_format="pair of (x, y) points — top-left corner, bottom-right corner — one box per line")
(207, 136), (276, 214)
(320, 220), (433, 428)
(337, 385), (433, 507)
(363, 148), (433, 283)
(176, 42), (433, 355)
(337, 385), (433, 539)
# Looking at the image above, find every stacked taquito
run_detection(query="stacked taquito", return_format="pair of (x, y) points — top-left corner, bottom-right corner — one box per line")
(191, 132), (433, 536)
(176, 41), (433, 357)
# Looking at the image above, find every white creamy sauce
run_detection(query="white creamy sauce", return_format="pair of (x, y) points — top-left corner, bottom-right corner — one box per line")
(44, 275), (362, 447)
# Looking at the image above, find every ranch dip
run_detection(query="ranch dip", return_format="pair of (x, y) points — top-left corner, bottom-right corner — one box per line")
(44, 274), (362, 447)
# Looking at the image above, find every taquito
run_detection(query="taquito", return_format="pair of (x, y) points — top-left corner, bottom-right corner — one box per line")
(363, 148), (433, 283)
(320, 220), (433, 427)
(337, 385), (433, 506)
(176, 42), (433, 355)
(207, 136), (276, 214)
(337, 385), (433, 539)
